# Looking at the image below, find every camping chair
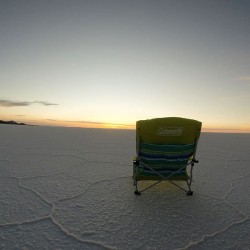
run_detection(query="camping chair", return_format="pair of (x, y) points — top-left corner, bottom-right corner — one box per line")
(133, 117), (202, 195)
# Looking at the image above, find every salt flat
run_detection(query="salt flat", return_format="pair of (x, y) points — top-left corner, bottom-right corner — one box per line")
(0, 125), (250, 250)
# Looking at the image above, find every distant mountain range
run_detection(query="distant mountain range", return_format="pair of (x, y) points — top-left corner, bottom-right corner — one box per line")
(0, 120), (27, 126)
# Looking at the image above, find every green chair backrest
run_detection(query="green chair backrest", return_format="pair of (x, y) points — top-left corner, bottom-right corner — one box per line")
(136, 117), (202, 153)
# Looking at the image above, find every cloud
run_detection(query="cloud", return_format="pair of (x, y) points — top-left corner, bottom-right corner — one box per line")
(34, 101), (58, 106)
(0, 99), (58, 107)
(0, 100), (31, 107)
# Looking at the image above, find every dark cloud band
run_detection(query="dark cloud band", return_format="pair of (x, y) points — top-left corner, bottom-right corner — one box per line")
(34, 101), (58, 106)
(0, 99), (58, 107)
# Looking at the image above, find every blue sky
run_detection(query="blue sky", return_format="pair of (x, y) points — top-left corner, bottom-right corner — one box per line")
(1, 0), (250, 131)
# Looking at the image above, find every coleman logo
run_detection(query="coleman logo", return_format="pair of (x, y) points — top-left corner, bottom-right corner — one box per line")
(157, 127), (183, 136)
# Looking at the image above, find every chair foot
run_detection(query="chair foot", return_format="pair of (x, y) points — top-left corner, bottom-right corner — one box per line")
(187, 191), (193, 196)
(134, 190), (141, 195)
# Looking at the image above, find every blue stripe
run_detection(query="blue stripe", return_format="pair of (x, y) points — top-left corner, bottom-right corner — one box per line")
(139, 151), (192, 160)
(142, 169), (186, 174)
(140, 143), (195, 151)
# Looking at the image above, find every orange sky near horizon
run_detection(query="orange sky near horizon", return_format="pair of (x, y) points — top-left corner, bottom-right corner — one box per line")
(1, 112), (250, 134)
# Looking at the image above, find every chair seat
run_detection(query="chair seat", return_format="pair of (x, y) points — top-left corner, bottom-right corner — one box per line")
(135, 172), (189, 181)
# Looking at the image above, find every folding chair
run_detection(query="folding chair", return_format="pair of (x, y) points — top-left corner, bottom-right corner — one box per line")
(133, 117), (202, 195)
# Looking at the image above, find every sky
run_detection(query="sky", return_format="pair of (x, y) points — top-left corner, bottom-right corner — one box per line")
(1, 0), (250, 132)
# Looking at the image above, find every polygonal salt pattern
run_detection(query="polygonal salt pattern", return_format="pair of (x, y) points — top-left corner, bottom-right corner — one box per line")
(0, 125), (250, 249)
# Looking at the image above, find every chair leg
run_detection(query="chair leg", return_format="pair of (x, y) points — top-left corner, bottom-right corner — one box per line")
(186, 180), (193, 195)
(132, 161), (137, 186)
(134, 180), (141, 195)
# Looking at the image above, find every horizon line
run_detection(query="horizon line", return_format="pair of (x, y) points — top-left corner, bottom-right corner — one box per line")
(1, 119), (250, 134)
(1, 117), (250, 133)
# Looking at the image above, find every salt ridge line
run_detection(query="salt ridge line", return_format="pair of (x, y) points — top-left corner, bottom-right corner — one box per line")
(0, 148), (131, 249)
(175, 172), (250, 250)
(0, 157), (130, 204)
(53, 175), (131, 204)
(1, 143), (132, 168)
(27, 151), (130, 166)
(0, 175), (118, 249)
(19, 170), (91, 204)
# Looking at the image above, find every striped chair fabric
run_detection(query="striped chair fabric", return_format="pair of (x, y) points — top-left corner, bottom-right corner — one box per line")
(136, 142), (196, 180)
